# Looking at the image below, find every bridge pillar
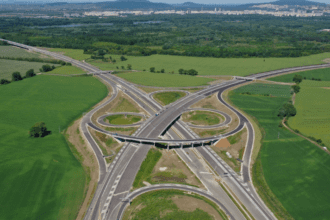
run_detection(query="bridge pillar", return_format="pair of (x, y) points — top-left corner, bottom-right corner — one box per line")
(181, 143), (183, 149)
(167, 144), (169, 151)
(202, 142), (204, 147)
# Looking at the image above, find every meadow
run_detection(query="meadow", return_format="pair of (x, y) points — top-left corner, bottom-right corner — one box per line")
(106, 114), (142, 125)
(0, 59), (59, 80)
(45, 65), (86, 75)
(0, 75), (108, 220)
(153, 91), (186, 105)
(288, 80), (330, 149)
(0, 46), (42, 58)
(268, 68), (330, 82)
(46, 48), (330, 76)
(115, 72), (213, 87)
(230, 83), (330, 220)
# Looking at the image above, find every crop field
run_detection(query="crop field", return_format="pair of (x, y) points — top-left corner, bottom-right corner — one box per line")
(122, 190), (227, 220)
(45, 66), (86, 75)
(288, 80), (330, 149)
(230, 83), (330, 220)
(115, 72), (213, 87)
(0, 59), (59, 80)
(269, 68), (330, 83)
(233, 83), (292, 98)
(0, 46), (41, 58)
(153, 91), (186, 105)
(105, 114), (142, 125)
(0, 75), (107, 220)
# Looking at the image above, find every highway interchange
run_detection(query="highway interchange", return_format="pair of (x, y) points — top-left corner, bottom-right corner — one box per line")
(2, 38), (330, 220)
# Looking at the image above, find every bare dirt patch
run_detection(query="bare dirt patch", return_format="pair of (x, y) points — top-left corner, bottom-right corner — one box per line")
(211, 128), (247, 172)
(191, 93), (239, 132)
(172, 195), (223, 220)
(322, 87), (330, 89)
(256, 79), (295, 86)
(151, 150), (205, 188)
(215, 138), (231, 149)
(65, 119), (99, 220)
(322, 58), (330, 63)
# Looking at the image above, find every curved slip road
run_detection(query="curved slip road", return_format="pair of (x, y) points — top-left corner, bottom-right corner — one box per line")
(116, 184), (236, 220)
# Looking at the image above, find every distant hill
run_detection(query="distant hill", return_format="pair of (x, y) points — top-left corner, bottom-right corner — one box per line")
(271, 0), (326, 5)
(93, 0), (173, 10)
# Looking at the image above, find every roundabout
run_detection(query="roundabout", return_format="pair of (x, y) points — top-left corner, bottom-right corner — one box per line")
(97, 112), (146, 127)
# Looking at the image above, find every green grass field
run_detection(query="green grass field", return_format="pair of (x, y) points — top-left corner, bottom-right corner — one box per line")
(230, 83), (330, 220)
(46, 48), (330, 76)
(153, 91), (186, 105)
(45, 66), (86, 75)
(288, 80), (330, 149)
(123, 190), (227, 220)
(269, 68), (330, 83)
(115, 72), (213, 87)
(183, 111), (222, 126)
(0, 59), (59, 80)
(48, 48), (91, 61)
(106, 114), (142, 125)
(233, 83), (292, 98)
(91, 53), (330, 76)
(0, 46), (42, 58)
(0, 75), (107, 220)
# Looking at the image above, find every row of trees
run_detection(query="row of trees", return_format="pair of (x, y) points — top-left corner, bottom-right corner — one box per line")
(0, 56), (70, 65)
(0, 69), (36, 85)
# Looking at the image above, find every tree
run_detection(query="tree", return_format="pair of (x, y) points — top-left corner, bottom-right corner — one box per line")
(65, 62), (72, 66)
(120, 56), (127, 61)
(0, 79), (10, 85)
(178, 69), (184, 75)
(292, 84), (300, 93)
(29, 122), (51, 138)
(278, 103), (296, 118)
(127, 64), (132, 70)
(293, 74), (303, 83)
(12, 72), (22, 81)
(26, 69), (35, 78)
(121, 66), (125, 70)
(161, 69), (165, 73)
(150, 67), (155, 72)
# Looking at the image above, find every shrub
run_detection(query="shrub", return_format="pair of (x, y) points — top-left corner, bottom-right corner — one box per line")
(66, 62), (72, 66)
(161, 69), (165, 73)
(127, 64), (132, 70)
(292, 84), (300, 93)
(0, 79), (11, 85)
(29, 122), (51, 138)
(26, 69), (35, 78)
(12, 72), (22, 81)
(41, 64), (53, 72)
(293, 74), (303, 83)
(150, 67), (155, 72)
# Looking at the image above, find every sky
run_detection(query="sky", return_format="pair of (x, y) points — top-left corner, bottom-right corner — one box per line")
(2, 0), (329, 4)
